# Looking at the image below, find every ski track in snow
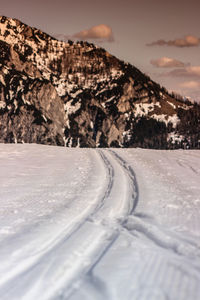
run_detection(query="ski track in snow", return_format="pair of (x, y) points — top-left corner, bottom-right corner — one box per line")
(0, 145), (200, 299)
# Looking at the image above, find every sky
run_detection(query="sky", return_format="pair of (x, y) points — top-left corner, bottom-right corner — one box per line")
(1, 0), (200, 101)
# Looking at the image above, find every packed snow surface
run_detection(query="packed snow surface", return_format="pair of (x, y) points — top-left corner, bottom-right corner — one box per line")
(0, 144), (200, 300)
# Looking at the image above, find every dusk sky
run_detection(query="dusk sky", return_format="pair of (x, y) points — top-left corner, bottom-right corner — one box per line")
(1, 0), (200, 101)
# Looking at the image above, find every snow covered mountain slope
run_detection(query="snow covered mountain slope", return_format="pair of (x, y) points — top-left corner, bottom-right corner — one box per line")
(0, 144), (200, 299)
(0, 16), (200, 148)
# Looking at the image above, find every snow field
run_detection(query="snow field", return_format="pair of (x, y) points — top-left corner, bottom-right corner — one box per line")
(0, 144), (200, 299)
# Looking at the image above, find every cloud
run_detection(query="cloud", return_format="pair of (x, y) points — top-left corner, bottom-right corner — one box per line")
(179, 81), (200, 89)
(150, 57), (188, 68)
(73, 24), (114, 42)
(147, 35), (200, 47)
(162, 66), (200, 78)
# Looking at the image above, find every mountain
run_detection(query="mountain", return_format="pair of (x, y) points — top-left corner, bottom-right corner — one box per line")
(0, 16), (200, 148)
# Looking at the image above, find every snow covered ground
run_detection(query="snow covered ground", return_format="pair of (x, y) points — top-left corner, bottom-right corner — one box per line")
(0, 144), (200, 300)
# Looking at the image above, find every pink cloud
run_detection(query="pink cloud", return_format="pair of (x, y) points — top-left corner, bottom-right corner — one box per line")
(162, 66), (200, 78)
(179, 81), (200, 89)
(150, 57), (188, 68)
(147, 35), (200, 47)
(73, 24), (114, 42)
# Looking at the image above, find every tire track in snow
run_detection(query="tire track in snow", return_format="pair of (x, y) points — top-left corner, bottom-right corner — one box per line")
(108, 149), (139, 214)
(67, 150), (140, 299)
(66, 149), (139, 299)
(122, 215), (200, 300)
(176, 159), (199, 175)
(124, 214), (200, 269)
(88, 150), (114, 217)
(59, 148), (139, 298)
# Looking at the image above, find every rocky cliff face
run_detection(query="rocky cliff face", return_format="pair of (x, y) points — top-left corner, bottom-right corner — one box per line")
(0, 16), (200, 148)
